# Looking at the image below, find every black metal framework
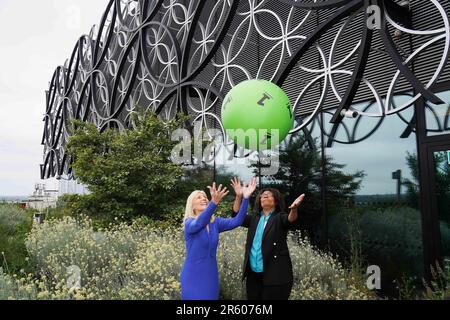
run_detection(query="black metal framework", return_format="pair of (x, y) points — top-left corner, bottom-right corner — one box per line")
(41, 0), (450, 179)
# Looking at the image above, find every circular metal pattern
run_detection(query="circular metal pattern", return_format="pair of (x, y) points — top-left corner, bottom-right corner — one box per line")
(41, 0), (450, 179)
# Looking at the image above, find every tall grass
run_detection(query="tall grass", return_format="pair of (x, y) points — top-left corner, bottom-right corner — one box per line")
(0, 216), (373, 299)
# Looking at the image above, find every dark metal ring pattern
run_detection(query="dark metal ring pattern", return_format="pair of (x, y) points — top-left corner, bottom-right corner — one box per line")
(41, 0), (450, 179)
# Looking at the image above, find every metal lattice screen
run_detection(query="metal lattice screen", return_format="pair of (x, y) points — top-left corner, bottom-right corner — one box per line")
(41, 0), (450, 179)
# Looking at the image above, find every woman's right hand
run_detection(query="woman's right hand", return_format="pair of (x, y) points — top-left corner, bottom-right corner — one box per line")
(242, 177), (258, 199)
(230, 177), (243, 197)
(207, 182), (229, 205)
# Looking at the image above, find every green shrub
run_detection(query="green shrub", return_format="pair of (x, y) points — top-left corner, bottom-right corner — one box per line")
(328, 206), (450, 294)
(0, 268), (38, 300)
(12, 216), (373, 299)
(218, 229), (373, 300)
(0, 204), (34, 274)
(66, 112), (186, 222)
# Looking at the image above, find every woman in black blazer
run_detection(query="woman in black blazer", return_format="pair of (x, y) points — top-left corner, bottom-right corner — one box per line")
(230, 177), (305, 300)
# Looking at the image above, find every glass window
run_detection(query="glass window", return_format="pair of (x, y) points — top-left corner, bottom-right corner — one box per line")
(323, 97), (423, 296)
(426, 90), (450, 137)
(432, 150), (450, 273)
(260, 117), (324, 244)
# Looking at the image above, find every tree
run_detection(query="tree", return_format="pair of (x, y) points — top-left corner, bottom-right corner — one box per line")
(402, 152), (420, 209)
(252, 134), (365, 242)
(66, 111), (185, 222)
(403, 151), (450, 220)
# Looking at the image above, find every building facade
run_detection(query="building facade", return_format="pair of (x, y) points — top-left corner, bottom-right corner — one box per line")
(41, 0), (450, 293)
(24, 183), (58, 211)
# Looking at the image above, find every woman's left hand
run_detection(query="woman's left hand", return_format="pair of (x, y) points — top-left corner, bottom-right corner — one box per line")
(242, 177), (258, 199)
(230, 177), (243, 197)
(288, 194), (305, 209)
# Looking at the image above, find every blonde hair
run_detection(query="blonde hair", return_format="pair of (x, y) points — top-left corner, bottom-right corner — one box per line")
(183, 190), (215, 228)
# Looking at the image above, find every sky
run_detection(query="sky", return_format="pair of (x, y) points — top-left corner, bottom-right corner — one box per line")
(0, 0), (108, 196)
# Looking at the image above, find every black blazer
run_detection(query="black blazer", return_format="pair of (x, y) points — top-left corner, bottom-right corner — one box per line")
(233, 209), (297, 286)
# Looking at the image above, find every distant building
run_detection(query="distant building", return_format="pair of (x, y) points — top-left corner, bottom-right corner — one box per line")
(24, 183), (58, 211)
(58, 179), (89, 196)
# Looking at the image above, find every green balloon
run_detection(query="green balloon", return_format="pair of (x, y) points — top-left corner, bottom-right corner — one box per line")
(221, 79), (293, 151)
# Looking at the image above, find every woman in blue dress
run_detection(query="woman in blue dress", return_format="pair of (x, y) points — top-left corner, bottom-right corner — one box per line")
(180, 178), (257, 300)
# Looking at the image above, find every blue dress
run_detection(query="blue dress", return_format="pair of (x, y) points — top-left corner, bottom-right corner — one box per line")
(180, 198), (249, 300)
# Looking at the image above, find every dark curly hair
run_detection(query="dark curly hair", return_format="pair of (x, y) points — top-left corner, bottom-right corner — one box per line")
(253, 188), (286, 213)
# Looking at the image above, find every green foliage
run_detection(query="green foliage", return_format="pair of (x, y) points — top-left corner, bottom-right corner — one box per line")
(0, 204), (34, 274)
(402, 151), (450, 213)
(46, 194), (86, 220)
(432, 151), (450, 225)
(395, 274), (420, 300)
(218, 229), (373, 300)
(66, 111), (186, 223)
(3, 215), (372, 300)
(423, 260), (450, 300)
(402, 152), (420, 209)
(327, 205), (450, 297)
(0, 268), (38, 300)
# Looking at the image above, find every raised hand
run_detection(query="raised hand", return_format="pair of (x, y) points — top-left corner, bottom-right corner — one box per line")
(207, 182), (229, 205)
(230, 177), (243, 197)
(288, 194), (305, 210)
(242, 177), (258, 199)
